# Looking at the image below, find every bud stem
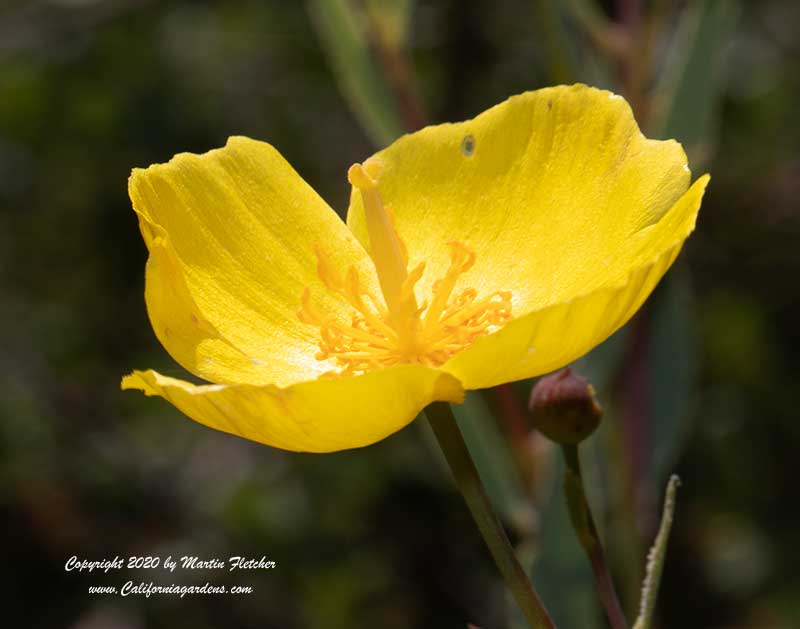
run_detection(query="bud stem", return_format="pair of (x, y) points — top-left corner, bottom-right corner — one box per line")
(561, 444), (629, 629)
(425, 402), (555, 629)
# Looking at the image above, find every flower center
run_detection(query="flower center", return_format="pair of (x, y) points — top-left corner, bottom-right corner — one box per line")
(298, 158), (513, 377)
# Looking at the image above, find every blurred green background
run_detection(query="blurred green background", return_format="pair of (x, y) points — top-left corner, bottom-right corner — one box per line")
(1, 0), (798, 627)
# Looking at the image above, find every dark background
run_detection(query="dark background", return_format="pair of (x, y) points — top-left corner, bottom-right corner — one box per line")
(1, 1), (798, 627)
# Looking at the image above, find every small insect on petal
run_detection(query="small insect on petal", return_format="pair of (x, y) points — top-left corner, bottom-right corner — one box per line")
(461, 134), (476, 157)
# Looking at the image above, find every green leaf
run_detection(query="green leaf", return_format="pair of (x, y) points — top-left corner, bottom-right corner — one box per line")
(632, 475), (681, 629)
(307, 0), (404, 147)
(653, 0), (740, 163)
(574, 326), (628, 394)
(648, 274), (696, 487)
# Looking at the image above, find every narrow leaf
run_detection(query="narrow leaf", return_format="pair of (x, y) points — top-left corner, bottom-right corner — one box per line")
(648, 274), (696, 486)
(633, 475), (681, 629)
(308, 0), (404, 147)
(653, 0), (740, 162)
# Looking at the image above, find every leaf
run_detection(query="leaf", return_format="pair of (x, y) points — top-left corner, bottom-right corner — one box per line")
(647, 273), (696, 487)
(573, 328), (628, 394)
(632, 475), (681, 629)
(307, 0), (404, 147)
(653, 0), (740, 163)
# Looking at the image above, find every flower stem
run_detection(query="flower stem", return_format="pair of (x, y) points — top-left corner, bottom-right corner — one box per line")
(561, 444), (629, 629)
(425, 402), (555, 629)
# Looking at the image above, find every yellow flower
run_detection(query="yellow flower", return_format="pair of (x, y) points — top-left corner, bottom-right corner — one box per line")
(122, 84), (709, 453)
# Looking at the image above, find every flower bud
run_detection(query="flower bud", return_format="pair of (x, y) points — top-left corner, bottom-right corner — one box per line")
(528, 368), (603, 445)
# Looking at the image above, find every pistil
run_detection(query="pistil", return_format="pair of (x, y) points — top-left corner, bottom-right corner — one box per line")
(348, 158), (416, 330)
(298, 161), (513, 377)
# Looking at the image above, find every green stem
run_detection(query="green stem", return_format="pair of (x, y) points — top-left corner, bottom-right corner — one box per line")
(561, 444), (629, 629)
(425, 402), (555, 629)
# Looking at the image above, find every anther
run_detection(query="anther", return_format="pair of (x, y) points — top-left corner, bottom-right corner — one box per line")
(347, 157), (383, 190)
(298, 161), (514, 377)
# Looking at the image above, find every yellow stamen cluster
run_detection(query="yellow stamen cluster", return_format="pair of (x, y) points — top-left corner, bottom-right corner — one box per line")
(298, 159), (513, 377)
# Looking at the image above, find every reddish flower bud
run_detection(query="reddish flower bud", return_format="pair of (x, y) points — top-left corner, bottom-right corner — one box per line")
(528, 368), (603, 444)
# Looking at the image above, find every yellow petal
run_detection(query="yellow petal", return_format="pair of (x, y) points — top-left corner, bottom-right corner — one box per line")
(347, 84), (699, 320)
(442, 175), (709, 389)
(130, 136), (379, 387)
(121, 366), (464, 453)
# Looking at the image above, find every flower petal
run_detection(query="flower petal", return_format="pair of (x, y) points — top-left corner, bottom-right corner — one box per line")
(441, 175), (709, 389)
(121, 366), (464, 453)
(347, 84), (699, 319)
(130, 136), (379, 387)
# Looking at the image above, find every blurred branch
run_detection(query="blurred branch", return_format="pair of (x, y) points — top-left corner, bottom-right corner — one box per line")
(308, 0), (405, 147)
(364, 0), (412, 50)
(616, 0), (642, 31)
(563, 0), (631, 60)
(364, 0), (427, 131)
(615, 0), (647, 118)
(752, 6), (800, 56)
(534, 0), (575, 84)
(635, 0), (673, 129)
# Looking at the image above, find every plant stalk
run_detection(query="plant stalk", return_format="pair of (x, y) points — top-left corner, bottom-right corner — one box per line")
(561, 444), (629, 629)
(425, 402), (555, 629)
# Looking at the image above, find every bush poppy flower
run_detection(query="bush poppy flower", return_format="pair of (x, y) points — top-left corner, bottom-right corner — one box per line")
(122, 84), (708, 452)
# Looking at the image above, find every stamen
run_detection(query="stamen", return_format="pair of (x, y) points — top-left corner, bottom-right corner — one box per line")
(298, 164), (513, 377)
